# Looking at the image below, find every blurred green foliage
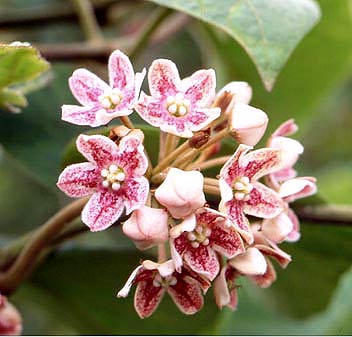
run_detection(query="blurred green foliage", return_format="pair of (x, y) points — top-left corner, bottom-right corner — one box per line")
(0, 0), (351, 335)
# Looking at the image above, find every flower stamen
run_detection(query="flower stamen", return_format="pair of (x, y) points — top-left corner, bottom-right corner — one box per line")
(101, 164), (126, 191)
(233, 176), (253, 201)
(187, 223), (212, 247)
(166, 93), (190, 117)
(98, 88), (123, 110)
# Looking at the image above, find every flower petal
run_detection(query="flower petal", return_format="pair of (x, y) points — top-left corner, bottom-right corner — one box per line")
(168, 275), (203, 315)
(148, 59), (180, 97)
(76, 134), (119, 167)
(213, 266), (231, 309)
(271, 119), (298, 138)
(229, 247), (267, 275)
(81, 190), (124, 231)
(108, 49), (134, 91)
(134, 279), (166, 319)
(279, 177), (317, 203)
(255, 243), (291, 268)
(211, 221), (245, 258)
(286, 208), (301, 242)
(216, 81), (252, 106)
(182, 69), (216, 106)
(123, 177), (149, 215)
(241, 148), (282, 180)
(188, 107), (221, 132)
(219, 178), (233, 203)
(61, 104), (103, 127)
(117, 265), (144, 298)
(170, 214), (197, 239)
(183, 245), (220, 281)
(221, 200), (253, 244)
(57, 162), (98, 197)
(250, 258), (277, 288)
(69, 68), (109, 106)
(220, 144), (252, 185)
(135, 92), (165, 128)
(261, 212), (294, 243)
(117, 135), (148, 176)
(244, 182), (284, 219)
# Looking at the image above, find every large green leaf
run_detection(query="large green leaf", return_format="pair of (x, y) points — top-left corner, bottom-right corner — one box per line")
(12, 247), (220, 335)
(148, 0), (320, 90)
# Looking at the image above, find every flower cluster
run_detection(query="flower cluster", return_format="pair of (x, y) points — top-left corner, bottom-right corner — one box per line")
(57, 50), (317, 318)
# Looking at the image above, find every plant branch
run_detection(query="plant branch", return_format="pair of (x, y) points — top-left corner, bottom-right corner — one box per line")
(0, 197), (88, 294)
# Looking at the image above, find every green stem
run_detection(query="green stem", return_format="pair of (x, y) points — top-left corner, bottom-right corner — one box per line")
(72, 0), (104, 42)
(128, 7), (173, 61)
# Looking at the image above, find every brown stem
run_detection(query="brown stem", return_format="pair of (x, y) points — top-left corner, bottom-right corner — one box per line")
(0, 197), (88, 294)
(119, 116), (134, 129)
(203, 184), (220, 196)
(187, 155), (231, 171)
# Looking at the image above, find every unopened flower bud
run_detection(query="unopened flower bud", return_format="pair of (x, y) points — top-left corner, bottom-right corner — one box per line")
(229, 247), (267, 275)
(122, 206), (169, 250)
(0, 296), (22, 336)
(229, 103), (268, 146)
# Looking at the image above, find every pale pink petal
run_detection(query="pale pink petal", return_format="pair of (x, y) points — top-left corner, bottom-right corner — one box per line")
(229, 247), (267, 275)
(135, 92), (165, 128)
(57, 162), (98, 197)
(148, 59), (180, 97)
(211, 222), (245, 258)
(286, 208), (301, 242)
(94, 107), (132, 126)
(188, 107), (221, 132)
(134, 279), (166, 319)
(76, 134), (119, 167)
(117, 135), (149, 176)
(216, 81), (252, 105)
(134, 68), (147, 100)
(117, 265), (144, 298)
(219, 178), (233, 203)
(220, 144), (252, 184)
(223, 200), (253, 244)
(170, 214), (197, 239)
(271, 119), (298, 138)
(108, 49), (134, 91)
(81, 190), (124, 231)
(69, 68), (109, 106)
(122, 177), (149, 215)
(261, 212), (294, 243)
(229, 103), (268, 146)
(256, 243), (291, 268)
(122, 206), (169, 250)
(183, 245), (220, 281)
(157, 260), (176, 278)
(241, 148), (282, 180)
(168, 276), (203, 315)
(182, 69), (216, 106)
(170, 238), (184, 272)
(244, 182), (284, 219)
(227, 286), (238, 311)
(279, 177), (317, 203)
(0, 297), (22, 336)
(213, 266), (231, 309)
(61, 104), (103, 127)
(250, 258), (277, 288)
(269, 136), (303, 169)
(273, 167), (297, 182)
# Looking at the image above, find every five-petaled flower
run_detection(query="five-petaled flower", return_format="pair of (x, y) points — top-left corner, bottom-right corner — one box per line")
(170, 207), (245, 281)
(219, 144), (284, 244)
(135, 59), (221, 137)
(117, 260), (210, 318)
(62, 50), (145, 127)
(57, 133), (149, 231)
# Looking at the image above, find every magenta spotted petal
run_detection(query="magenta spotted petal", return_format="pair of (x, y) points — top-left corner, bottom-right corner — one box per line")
(135, 59), (220, 138)
(62, 49), (146, 127)
(57, 134), (149, 231)
(219, 145), (284, 243)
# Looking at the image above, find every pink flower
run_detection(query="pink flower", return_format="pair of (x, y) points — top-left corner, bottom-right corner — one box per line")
(117, 260), (210, 318)
(122, 206), (169, 250)
(155, 168), (206, 219)
(0, 296), (22, 336)
(62, 49), (145, 127)
(219, 144), (284, 244)
(170, 207), (245, 281)
(57, 133), (149, 231)
(135, 59), (220, 137)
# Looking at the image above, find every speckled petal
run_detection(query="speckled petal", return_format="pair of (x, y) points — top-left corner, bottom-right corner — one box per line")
(81, 190), (124, 231)
(108, 49), (135, 91)
(123, 177), (149, 215)
(76, 134), (119, 167)
(279, 177), (317, 203)
(69, 68), (109, 106)
(57, 162), (98, 197)
(61, 104), (103, 127)
(188, 107), (221, 132)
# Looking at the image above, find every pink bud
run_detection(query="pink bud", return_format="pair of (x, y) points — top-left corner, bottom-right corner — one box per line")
(217, 81), (253, 106)
(122, 206), (169, 250)
(155, 168), (206, 219)
(261, 212), (294, 243)
(0, 296), (22, 336)
(229, 247), (267, 275)
(229, 103), (268, 146)
(269, 136), (303, 169)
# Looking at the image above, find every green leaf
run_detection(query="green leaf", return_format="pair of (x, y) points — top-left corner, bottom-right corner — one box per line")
(13, 247), (220, 335)
(0, 43), (50, 111)
(148, 0), (321, 90)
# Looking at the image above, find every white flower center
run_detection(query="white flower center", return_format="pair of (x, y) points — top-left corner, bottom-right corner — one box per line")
(101, 164), (126, 191)
(98, 88), (123, 110)
(166, 92), (190, 117)
(152, 274), (177, 287)
(233, 176), (253, 201)
(187, 224), (212, 248)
